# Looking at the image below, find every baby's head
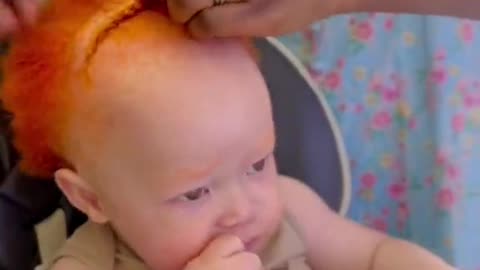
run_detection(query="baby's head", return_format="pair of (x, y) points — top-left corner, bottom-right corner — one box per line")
(2, 0), (283, 269)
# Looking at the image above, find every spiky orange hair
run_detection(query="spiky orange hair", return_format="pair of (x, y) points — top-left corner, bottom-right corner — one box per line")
(1, 0), (168, 177)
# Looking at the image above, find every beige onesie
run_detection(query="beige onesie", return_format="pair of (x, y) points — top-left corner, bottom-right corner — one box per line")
(47, 217), (311, 270)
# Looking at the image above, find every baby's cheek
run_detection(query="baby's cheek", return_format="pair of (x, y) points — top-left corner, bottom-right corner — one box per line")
(143, 222), (213, 270)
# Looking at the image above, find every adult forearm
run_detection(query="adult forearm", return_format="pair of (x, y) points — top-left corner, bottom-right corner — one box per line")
(335, 0), (480, 19)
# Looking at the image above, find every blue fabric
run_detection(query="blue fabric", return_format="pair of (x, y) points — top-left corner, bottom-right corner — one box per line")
(280, 13), (480, 269)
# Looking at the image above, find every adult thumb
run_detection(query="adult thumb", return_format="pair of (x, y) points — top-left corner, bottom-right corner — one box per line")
(188, 2), (281, 38)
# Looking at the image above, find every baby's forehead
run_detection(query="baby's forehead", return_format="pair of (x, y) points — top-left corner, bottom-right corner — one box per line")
(66, 10), (270, 160)
(63, 12), (274, 190)
(87, 12), (195, 88)
(83, 11), (251, 106)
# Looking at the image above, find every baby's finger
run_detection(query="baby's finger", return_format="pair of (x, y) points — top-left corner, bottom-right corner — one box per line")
(201, 235), (245, 259)
(229, 252), (262, 270)
(0, 0), (19, 39)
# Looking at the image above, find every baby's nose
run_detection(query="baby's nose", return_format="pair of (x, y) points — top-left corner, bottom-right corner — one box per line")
(217, 185), (254, 229)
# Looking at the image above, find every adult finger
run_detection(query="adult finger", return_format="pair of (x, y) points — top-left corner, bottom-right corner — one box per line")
(0, 0), (19, 40)
(188, 1), (284, 38)
(13, 0), (42, 25)
(168, 0), (214, 24)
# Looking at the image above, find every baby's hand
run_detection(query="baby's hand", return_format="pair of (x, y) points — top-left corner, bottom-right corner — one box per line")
(184, 235), (262, 270)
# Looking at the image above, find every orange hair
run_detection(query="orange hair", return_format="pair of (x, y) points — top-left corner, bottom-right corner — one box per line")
(2, 0), (255, 178)
(1, 0), (168, 177)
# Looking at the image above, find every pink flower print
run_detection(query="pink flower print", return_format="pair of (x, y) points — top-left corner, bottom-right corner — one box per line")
(464, 94), (480, 108)
(337, 58), (345, 69)
(302, 30), (318, 56)
(436, 151), (448, 166)
(447, 164), (461, 180)
(474, 80), (480, 89)
(393, 77), (406, 91)
(385, 17), (394, 31)
(459, 21), (474, 43)
(361, 172), (377, 189)
(371, 218), (388, 232)
(408, 118), (417, 130)
(350, 159), (357, 169)
(397, 202), (410, 222)
(429, 66), (447, 85)
(434, 49), (447, 61)
(457, 80), (469, 94)
(338, 103), (347, 113)
(369, 74), (384, 92)
(324, 71), (341, 90)
(464, 95), (474, 108)
(372, 111), (392, 130)
(436, 188), (456, 210)
(396, 203), (409, 232)
(424, 176), (434, 187)
(352, 21), (374, 42)
(355, 104), (364, 113)
(371, 82), (383, 93)
(349, 17), (356, 26)
(391, 158), (402, 171)
(388, 182), (407, 201)
(451, 114), (465, 133)
(382, 87), (401, 102)
(381, 208), (391, 217)
(307, 66), (323, 82)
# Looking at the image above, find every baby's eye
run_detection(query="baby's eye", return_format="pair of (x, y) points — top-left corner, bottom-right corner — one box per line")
(246, 157), (267, 176)
(181, 187), (211, 201)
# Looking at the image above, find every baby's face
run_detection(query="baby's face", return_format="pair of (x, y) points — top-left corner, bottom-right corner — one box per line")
(63, 12), (283, 270)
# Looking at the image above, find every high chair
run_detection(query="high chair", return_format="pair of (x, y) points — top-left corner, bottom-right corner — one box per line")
(0, 37), (351, 270)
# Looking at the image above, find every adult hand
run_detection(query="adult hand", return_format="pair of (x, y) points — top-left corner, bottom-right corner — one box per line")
(168, 0), (480, 38)
(167, 0), (341, 38)
(0, 0), (43, 41)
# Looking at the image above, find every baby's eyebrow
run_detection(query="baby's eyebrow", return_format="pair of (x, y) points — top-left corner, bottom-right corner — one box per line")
(155, 169), (216, 199)
(173, 160), (221, 181)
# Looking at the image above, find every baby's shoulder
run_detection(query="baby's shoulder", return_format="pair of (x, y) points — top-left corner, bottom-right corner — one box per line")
(47, 222), (116, 270)
(49, 257), (90, 270)
(277, 175), (336, 236)
(278, 175), (330, 212)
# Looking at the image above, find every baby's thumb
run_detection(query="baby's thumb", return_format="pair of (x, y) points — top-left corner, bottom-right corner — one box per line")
(201, 235), (245, 259)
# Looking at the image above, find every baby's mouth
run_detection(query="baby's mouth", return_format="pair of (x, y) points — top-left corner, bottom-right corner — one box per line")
(244, 236), (261, 252)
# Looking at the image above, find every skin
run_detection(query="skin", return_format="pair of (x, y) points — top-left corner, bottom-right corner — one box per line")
(3, 0), (480, 40)
(39, 7), (453, 270)
(166, 0), (480, 38)
(0, 0), (43, 40)
(53, 11), (282, 270)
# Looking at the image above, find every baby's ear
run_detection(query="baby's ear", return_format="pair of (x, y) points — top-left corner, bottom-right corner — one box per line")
(54, 168), (108, 224)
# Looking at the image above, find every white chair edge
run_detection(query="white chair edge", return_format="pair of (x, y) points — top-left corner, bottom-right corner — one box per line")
(265, 37), (352, 216)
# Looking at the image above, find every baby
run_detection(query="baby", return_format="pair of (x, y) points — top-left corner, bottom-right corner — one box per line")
(2, 0), (455, 270)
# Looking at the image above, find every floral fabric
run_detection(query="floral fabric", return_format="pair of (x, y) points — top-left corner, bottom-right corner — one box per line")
(279, 13), (480, 269)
